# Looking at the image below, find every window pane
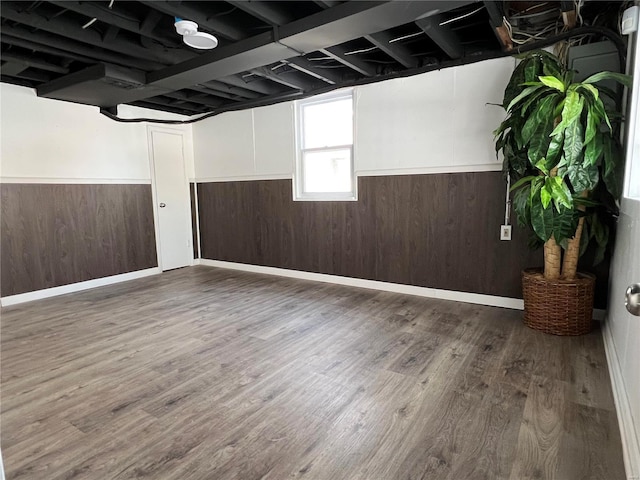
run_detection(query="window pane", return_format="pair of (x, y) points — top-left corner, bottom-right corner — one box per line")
(302, 98), (353, 149)
(302, 149), (352, 193)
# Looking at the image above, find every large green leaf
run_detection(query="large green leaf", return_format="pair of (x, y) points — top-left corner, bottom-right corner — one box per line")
(540, 181), (553, 209)
(523, 95), (556, 149)
(540, 54), (563, 78)
(529, 176), (544, 202)
(602, 136), (623, 198)
(566, 163), (599, 192)
(520, 89), (556, 116)
(510, 175), (537, 191)
(562, 116), (584, 166)
(584, 105), (599, 146)
(592, 97), (612, 131)
(530, 191), (554, 241)
(512, 184), (531, 228)
(524, 55), (542, 83)
(588, 214), (609, 265)
(530, 197), (578, 243)
(539, 75), (565, 92)
(493, 118), (511, 138)
(583, 71), (632, 87)
(583, 130), (604, 167)
(544, 131), (564, 170)
(503, 60), (528, 109)
(548, 176), (573, 210)
(579, 219), (590, 256)
(506, 85), (544, 113)
(502, 143), (530, 178)
(553, 206), (580, 244)
(551, 90), (584, 137)
(597, 85), (620, 102)
(578, 84), (600, 103)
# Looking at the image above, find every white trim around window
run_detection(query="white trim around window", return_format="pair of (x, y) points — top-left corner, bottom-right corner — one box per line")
(294, 89), (356, 201)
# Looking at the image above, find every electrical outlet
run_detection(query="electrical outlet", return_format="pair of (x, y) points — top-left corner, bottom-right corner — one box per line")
(500, 225), (512, 241)
(622, 6), (639, 34)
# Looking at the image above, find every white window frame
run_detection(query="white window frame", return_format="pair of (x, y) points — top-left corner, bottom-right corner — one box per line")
(294, 89), (357, 201)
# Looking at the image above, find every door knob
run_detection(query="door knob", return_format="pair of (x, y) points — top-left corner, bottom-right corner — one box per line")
(625, 284), (640, 316)
(159, 203), (166, 208)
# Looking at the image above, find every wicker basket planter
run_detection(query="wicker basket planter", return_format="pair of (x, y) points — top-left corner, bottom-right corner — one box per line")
(521, 268), (595, 336)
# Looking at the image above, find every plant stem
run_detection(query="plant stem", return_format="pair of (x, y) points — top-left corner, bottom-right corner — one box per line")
(561, 217), (584, 280)
(544, 235), (562, 279)
(561, 190), (588, 280)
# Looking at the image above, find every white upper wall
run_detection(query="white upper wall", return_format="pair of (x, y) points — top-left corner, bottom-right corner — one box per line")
(1, 56), (514, 183)
(0, 83), (194, 182)
(193, 102), (295, 181)
(192, 56), (515, 180)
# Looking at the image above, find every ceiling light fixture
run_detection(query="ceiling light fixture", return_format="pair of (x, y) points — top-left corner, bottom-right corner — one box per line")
(174, 17), (218, 50)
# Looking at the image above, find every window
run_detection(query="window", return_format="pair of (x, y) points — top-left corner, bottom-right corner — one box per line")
(295, 90), (355, 200)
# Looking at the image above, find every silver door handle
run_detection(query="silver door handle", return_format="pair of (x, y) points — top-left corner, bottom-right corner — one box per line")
(625, 284), (640, 316)
(159, 203), (166, 208)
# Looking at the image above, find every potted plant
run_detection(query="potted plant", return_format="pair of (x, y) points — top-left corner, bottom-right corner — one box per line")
(494, 50), (630, 335)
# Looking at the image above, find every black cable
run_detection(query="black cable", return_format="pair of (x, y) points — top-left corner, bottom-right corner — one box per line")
(100, 26), (627, 125)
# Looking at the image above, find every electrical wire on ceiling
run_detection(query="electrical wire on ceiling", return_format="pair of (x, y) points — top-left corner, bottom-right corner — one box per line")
(82, 0), (114, 29)
(439, 5), (485, 26)
(499, 0), (598, 65)
(344, 46), (378, 56)
(388, 31), (423, 43)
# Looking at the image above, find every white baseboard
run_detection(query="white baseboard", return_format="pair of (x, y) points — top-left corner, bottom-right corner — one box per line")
(602, 317), (640, 480)
(0, 268), (161, 307)
(196, 259), (525, 310)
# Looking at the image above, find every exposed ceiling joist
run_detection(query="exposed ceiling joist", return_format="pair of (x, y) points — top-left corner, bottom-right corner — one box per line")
(320, 46), (377, 77)
(103, 25), (121, 43)
(140, 9), (163, 34)
(314, 1), (341, 8)
(200, 80), (262, 100)
(561, 1), (578, 28)
(1, 34), (94, 64)
(415, 16), (463, 59)
(146, 2), (470, 94)
(364, 31), (419, 69)
(1, 62), (28, 77)
(131, 100), (192, 116)
(165, 90), (225, 108)
(142, 95), (206, 113)
(215, 74), (285, 96)
(1, 2), (192, 65)
(483, 1), (512, 51)
(185, 85), (244, 102)
(226, 1), (347, 83)
(249, 67), (306, 91)
(9, 68), (53, 83)
(0, 24), (164, 71)
(47, 1), (179, 46)
(0, 51), (70, 74)
(227, 1), (295, 27)
(285, 57), (341, 84)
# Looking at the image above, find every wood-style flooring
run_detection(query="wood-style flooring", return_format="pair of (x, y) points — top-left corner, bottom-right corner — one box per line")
(0, 266), (625, 480)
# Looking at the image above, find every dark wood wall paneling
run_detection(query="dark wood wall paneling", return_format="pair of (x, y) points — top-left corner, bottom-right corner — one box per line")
(197, 173), (610, 307)
(190, 182), (199, 259)
(1, 183), (157, 297)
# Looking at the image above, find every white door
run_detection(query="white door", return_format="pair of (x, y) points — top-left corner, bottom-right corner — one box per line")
(148, 127), (192, 271)
(604, 33), (640, 478)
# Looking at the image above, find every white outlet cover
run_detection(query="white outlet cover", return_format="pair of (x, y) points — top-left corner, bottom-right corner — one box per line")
(622, 6), (639, 35)
(500, 225), (512, 241)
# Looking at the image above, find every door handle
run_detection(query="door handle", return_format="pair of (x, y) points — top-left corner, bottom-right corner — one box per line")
(625, 284), (640, 316)
(159, 203), (166, 208)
